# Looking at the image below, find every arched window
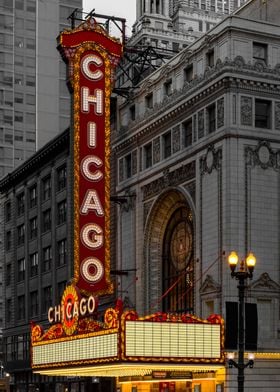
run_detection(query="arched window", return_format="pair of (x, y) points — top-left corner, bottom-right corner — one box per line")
(162, 206), (194, 313)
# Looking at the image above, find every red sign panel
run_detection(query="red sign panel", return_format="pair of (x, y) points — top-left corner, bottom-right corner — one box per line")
(58, 20), (122, 295)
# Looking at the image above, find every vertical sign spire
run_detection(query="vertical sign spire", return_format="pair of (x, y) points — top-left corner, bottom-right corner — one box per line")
(58, 18), (122, 295)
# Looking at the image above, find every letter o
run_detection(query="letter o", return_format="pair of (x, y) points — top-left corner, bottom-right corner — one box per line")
(80, 257), (104, 284)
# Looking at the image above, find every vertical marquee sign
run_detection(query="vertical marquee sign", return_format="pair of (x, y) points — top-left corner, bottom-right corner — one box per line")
(58, 19), (122, 295)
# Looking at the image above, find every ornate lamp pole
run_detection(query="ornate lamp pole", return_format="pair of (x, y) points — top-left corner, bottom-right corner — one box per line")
(227, 251), (256, 392)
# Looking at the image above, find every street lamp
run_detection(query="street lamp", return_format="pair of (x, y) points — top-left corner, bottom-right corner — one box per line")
(227, 251), (256, 392)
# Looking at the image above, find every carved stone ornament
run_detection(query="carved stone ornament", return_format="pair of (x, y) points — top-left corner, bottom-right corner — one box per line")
(245, 140), (280, 170)
(241, 96), (253, 126)
(172, 125), (181, 154)
(200, 274), (221, 295)
(275, 101), (280, 130)
(142, 161), (195, 200)
(198, 109), (205, 139)
(132, 149), (137, 176)
(250, 272), (280, 294)
(217, 97), (224, 128)
(153, 137), (161, 164)
(200, 144), (222, 175)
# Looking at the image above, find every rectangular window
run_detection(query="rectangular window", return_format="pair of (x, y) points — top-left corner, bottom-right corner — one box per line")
(42, 286), (52, 313)
(57, 200), (67, 225)
(6, 299), (12, 323)
(26, 75), (35, 87)
(17, 258), (25, 282)
(17, 224), (25, 245)
(42, 209), (52, 232)
(15, 92), (24, 104)
(184, 64), (193, 82)
(57, 239), (67, 267)
(30, 252), (38, 277)
(125, 154), (132, 179)
(30, 291), (38, 318)
(6, 264), (11, 286)
(207, 104), (216, 133)
(163, 131), (172, 159)
(164, 79), (172, 97)
(18, 295), (25, 320)
(43, 246), (52, 272)
(144, 143), (152, 169)
(5, 230), (11, 251)
(29, 185), (37, 208)
(57, 165), (67, 191)
(255, 99), (271, 129)
(17, 192), (25, 215)
(206, 49), (214, 67)
(183, 119), (193, 147)
(42, 176), (51, 200)
(58, 281), (67, 301)
(253, 42), (267, 65)
(29, 217), (38, 239)
(145, 93), (153, 109)
(129, 105), (136, 121)
(5, 201), (11, 221)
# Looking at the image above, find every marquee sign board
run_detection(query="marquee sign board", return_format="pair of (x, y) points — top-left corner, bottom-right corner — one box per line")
(57, 19), (122, 295)
(31, 310), (224, 373)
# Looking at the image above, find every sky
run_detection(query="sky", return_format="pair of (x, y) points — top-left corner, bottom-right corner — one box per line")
(83, 0), (136, 37)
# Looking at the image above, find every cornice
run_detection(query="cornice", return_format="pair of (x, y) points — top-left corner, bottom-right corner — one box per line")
(0, 128), (70, 192)
(113, 56), (280, 153)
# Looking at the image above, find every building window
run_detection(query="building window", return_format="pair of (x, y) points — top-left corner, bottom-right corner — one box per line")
(58, 281), (67, 301)
(57, 239), (67, 267)
(43, 246), (52, 272)
(207, 104), (216, 133)
(42, 286), (52, 313)
(57, 200), (67, 225)
(253, 42), (267, 65)
(29, 184), (37, 208)
(17, 192), (25, 215)
(30, 252), (38, 277)
(6, 299), (12, 323)
(29, 217), (38, 239)
(183, 119), (193, 147)
(144, 143), (152, 169)
(206, 49), (214, 67)
(164, 79), (172, 97)
(129, 105), (136, 121)
(17, 224), (25, 245)
(17, 258), (25, 282)
(184, 64), (193, 83)
(6, 264), (11, 286)
(145, 93), (153, 109)
(57, 165), (67, 191)
(5, 230), (11, 251)
(42, 209), (51, 232)
(255, 99), (271, 128)
(17, 295), (25, 320)
(42, 176), (51, 200)
(30, 291), (38, 318)
(163, 131), (172, 159)
(125, 154), (132, 179)
(5, 201), (11, 221)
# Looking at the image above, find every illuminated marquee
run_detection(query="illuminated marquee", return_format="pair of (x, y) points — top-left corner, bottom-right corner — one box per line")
(58, 19), (122, 295)
(31, 309), (224, 373)
(47, 285), (98, 336)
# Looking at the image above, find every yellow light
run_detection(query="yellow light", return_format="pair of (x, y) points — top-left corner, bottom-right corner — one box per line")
(246, 252), (256, 268)
(228, 251), (238, 267)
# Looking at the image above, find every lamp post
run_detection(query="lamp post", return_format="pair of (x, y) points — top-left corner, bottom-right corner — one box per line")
(227, 251), (256, 392)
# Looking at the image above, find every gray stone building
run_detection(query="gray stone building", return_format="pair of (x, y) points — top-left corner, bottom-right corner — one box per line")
(0, 0), (82, 179)
(0, 129), (73, 391)
(112, 0), (280, 390)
